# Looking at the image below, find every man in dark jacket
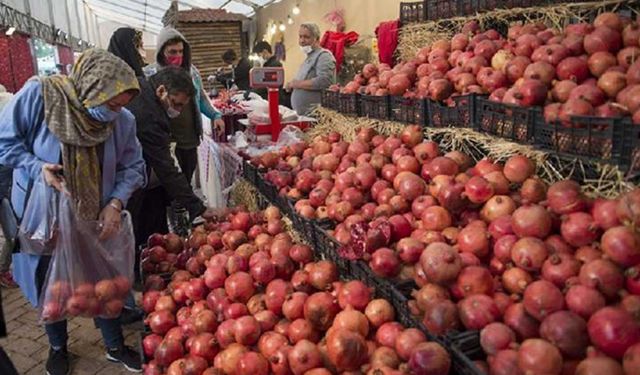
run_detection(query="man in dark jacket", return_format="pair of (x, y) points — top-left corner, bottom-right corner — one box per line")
(143, 27), (224, 185)
(254, 41), (282, 68)
(126, 66), (215, 246)
(219, 49), (252, 91)
(252, 41), (284, 100)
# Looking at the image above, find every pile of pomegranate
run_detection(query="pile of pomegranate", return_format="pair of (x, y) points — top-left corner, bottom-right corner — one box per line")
(141, 233), (188, 278)
(333, 13), (640, 124)
(41, 275), (132, 322)
(247, 123), (640, 373)
(140, 206), (452, 375)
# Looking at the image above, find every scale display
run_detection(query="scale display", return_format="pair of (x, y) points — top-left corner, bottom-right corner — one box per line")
(250, 67), (285, 88)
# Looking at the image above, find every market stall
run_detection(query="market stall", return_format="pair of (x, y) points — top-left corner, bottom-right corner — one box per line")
(138, 1), (640, 375)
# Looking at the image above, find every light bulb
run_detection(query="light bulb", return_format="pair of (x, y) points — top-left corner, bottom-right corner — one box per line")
(287, 16), (294, 25)
(270, 24), (277, 33)
(292, 4), (300, 15)
(279, 23), (286, 32)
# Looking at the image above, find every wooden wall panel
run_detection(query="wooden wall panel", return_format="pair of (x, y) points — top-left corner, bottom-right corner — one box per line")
(178, 21), (243, 90)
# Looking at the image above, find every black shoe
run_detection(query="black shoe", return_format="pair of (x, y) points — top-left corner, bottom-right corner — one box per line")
(46, 347), (70, 375)
(119, 307), (144, 326)
(106, 345), (142, 373)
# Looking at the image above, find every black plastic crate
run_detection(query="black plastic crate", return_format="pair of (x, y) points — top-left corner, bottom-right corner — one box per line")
(313, 224), (354, 276)
(623, 118), (640, 176)
(425, 0), (460, 21)
(475, 97), (535, 143)
(256, 173), (278, 203)
(365, 269), (424, 333)
(255, 170), (267, 193)
(446, 330), (485, 375)
(274, 193), (293, 218)
(400, 1), (427, 24)
(425, 0), (551, 21)
(533, 109), (629, 166)
(286, 198), (317, 243)
(360, 94), (391, 120)
(242, 161), (259, 186)
(338, 93), (360, 116)
(255, 191), (271, 210)
(321, 90), (340, 111)
(390, 96), (427, 126)
(426, 94), (480, 128)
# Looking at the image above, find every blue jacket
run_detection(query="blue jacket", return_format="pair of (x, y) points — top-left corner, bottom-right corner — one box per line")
(0, 80), (147, 306)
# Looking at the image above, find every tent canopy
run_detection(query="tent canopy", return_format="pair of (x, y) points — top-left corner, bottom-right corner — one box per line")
(85, 0), (275, 34)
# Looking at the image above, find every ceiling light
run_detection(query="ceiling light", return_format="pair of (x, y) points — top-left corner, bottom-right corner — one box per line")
(5, 27), (15, 36)
(292, 4), (300, 15)
(270, 24), (277, 33)
(279, 23), (286, 32)
(287, 15), (293, 25)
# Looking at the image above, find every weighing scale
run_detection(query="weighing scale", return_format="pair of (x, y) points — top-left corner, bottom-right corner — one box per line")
(249, 67), (285, 141)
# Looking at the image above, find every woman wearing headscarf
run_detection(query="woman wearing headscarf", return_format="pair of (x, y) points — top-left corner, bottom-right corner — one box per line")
(108, 27), (145, 77)
(0, 49), (146, 375)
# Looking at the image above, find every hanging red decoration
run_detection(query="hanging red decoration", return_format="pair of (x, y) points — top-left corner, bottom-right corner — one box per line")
(0, 32), (36, 92)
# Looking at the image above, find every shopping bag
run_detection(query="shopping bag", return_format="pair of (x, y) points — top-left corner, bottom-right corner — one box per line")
(38, 193), (135, 323)
(17, 176), (59, 255)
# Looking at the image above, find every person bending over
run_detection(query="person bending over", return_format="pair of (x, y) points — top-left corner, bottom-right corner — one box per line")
(0, 49), (146, 375)
(126, 66), (217, 247)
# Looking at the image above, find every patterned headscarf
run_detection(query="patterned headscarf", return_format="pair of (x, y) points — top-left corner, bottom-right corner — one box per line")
(41, 49), (140, 220)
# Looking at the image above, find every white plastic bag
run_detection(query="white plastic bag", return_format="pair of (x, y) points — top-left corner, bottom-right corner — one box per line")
(276, 125), (306, 146)
(17, 176), (59, 255)
(39, 193), (135, 323)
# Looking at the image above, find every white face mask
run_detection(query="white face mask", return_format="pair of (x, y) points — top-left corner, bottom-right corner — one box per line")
(257, 56), (266, 66)
(300, 45), (313, 55)
(160, 91), (181, 119)
(167, 106), (181, 119)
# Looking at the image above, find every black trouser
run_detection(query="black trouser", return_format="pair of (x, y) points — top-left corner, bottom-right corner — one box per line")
(127, 186), (170, 248)
(127, 187), (171, 282)
(0, 165), (13, 272)
(174, 147), (198, 187)
(0, 347), (18, 375)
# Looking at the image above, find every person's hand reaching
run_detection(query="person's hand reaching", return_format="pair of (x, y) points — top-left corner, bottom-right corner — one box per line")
(42, 163), (68, 194)
(98, 199), (123, 240)
(214, 118), (225, 139)
(284, 81), (293, 92)
(202, 207), (226, 221)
